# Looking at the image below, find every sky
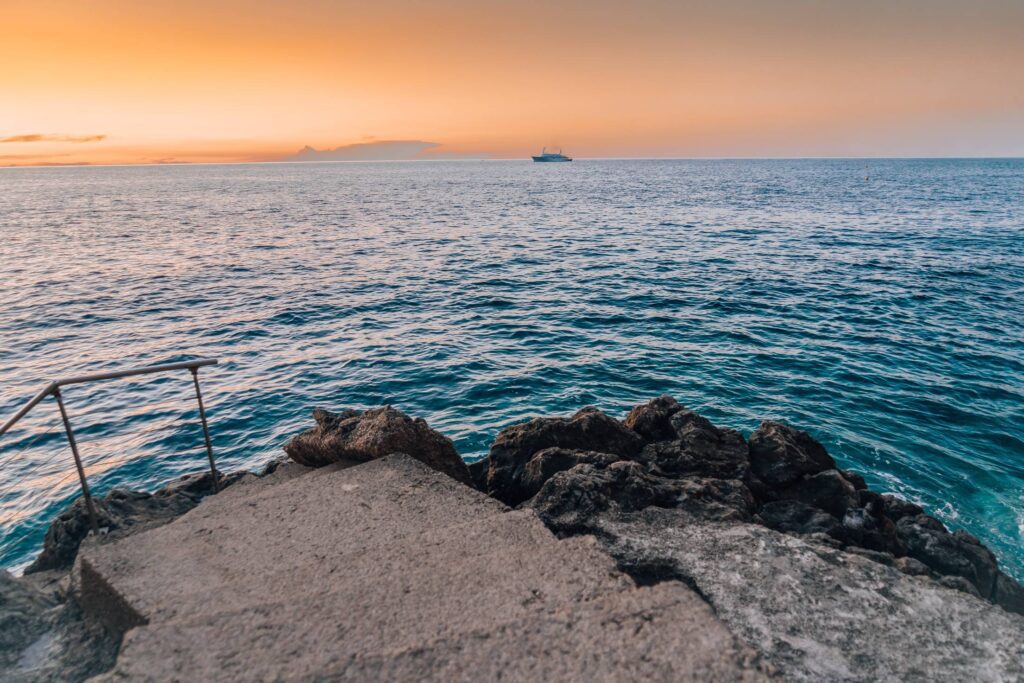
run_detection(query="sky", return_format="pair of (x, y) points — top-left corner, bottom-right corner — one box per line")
(2, 0), (1023, 166)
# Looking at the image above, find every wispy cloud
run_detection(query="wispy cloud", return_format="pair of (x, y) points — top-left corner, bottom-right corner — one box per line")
(0, 133), (107, 144)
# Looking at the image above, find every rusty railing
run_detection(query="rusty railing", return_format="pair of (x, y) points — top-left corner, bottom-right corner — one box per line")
(0, 358), (221, 533)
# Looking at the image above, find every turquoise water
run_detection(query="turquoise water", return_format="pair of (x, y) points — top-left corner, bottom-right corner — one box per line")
(1, 159), (1022, 577)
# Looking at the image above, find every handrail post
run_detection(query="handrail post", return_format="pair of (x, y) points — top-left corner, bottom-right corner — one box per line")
(190, 367), (219, 493)
(52, 387), (100, 534)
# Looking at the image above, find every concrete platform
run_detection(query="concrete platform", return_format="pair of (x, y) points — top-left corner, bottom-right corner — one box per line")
(79, 455), (771, 681)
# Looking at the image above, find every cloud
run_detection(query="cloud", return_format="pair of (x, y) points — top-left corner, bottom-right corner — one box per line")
(0, 133), (107, 144)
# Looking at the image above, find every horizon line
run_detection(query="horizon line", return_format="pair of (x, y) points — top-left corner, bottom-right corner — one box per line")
(2, 154), (1023, 170)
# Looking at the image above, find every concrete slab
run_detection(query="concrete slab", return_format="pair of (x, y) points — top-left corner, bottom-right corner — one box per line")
(81, 455), (510, 624)
(81, 455), (771, 681)
(101, 583), (769, 682)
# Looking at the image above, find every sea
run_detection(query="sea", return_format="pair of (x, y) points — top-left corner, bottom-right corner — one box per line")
(1, 158), (1021, 578)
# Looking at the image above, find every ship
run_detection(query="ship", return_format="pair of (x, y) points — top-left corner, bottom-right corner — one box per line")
(532, 147), (573, 162)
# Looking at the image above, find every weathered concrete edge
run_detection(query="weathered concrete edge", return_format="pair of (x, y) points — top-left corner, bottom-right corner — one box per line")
(78, 552), (150, 639)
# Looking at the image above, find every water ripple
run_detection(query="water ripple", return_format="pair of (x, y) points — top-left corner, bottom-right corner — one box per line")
(0, 158), (1021, 577)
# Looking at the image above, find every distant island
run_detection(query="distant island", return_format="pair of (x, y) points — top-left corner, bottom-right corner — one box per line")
(282, 140), (486, 162)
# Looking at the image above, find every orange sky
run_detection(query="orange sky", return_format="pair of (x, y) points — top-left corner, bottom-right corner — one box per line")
(2, 0), (1023, 166)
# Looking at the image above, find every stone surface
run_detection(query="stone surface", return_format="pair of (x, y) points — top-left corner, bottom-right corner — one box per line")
(25, 471), (228, 574)
(284, 406), (471, 484)
(635, 428), (750, 481)
(0, 570), (116, 683)
(532, 462), (755, 535)
(748, 421), (836, 488)
(80, 454), (768, 681)
(994, 572), (1024, 614)
(474, 397), (1024, 617)
(758, 499), (843, 537)
(485, 407), (642, 505)
(597, 508), (1024, 683)
(466, 456), (489, 491)
(780, 469), (859, 518)
(17, 396), (1024, 680)
(622, 395), (685, 442)
(0, 570), (54, 665)
(896, 514), (1000, 598)
(329, 584), (768, 683)
(520, 448), (620, 500)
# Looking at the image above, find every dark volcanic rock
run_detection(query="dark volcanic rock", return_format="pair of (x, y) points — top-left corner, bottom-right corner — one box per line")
(748, 421), (835, 488)
(0, 570), (118, 682)
(894, 556), (931, 576)
(26, 471), (225, 574)
(758, 500), (842, 537)
(937, 575), (983, 599)
(622, 395), (684, 442)
(531, 461), (754, 535)
(520, 448), (620, 501)
(880, 494), (924, 521)
(466, 457), (489, 492)
(780, 469), (859, 518)
(0, 570), (54, 662)
(636, 412), (751, 481)
(994, 572), (1024, 615)
(845, 546), (896, 566)
(839, 469), (867, 491)
(284, 406), (471, 485)
(840, 507), (905, 555)
(896, 514), (999, 598)
(485, 407), (642, 505)
(463, 396), (1024, 621)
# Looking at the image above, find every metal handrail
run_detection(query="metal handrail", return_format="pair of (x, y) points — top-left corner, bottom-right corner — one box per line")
(0, 358), (221, 533)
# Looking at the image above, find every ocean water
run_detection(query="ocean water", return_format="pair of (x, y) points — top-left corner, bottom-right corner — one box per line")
(0, 159), (1021, 578)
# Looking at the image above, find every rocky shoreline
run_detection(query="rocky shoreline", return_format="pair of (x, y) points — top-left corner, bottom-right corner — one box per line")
(3, 396), (1022, 681)
(284, 397), (1023, 614)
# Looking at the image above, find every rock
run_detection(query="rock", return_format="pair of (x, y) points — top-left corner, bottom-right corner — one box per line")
(893, 556), (931, 576)
(839, 469), (867, 490)
(284, 406), (471, 485)
(257, 457), (290, 477)
(757, 500), (842, 537)
(856, 488), (885, 514)
(0, 570), (117, 682)
(937, 575), (983, 599)
(635, 412), (751, 481)
(26, 473), (224, 574)
(466, 457), (489, 492)
(896, 514), (999, 598)
(622, 395), (684, 442)
(804, 531), (845, 550)
(485, 407), (642, 505)
(880, 494), (924, 521)
(531, 461), (754, 535)
(993, 572), (1024, 616)
(0, 570), (54, 665)
(779, 469), (859, 518)
(839, 507), (904, 556)
(845, 547), (895, 566)
(748, 421), (835, 488)
(520, 448), (620, 501)
(595, 509), (1024, 682)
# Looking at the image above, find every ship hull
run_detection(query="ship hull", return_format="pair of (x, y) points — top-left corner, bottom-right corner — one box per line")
(532, 156), (572, 162)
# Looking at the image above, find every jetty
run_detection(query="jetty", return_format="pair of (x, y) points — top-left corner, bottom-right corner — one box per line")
(78, 454), (766, 680)
(3, 390), (1023, 681)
